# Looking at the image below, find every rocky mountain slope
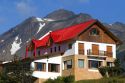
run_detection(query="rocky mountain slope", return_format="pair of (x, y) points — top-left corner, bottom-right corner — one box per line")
(0, 9), (125, 64)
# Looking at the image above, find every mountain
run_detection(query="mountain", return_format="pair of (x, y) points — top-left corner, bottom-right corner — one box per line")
(0, 9), (125, 67)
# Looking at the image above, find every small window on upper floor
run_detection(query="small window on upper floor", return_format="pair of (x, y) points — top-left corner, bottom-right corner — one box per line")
(38, 50), (40, 56)
(68, 43), (72, 49)
(90, 28), (99, 36)
(58, 46), (61, 51)
(50, 48), (52, 53)
(54, 47), (56, 52)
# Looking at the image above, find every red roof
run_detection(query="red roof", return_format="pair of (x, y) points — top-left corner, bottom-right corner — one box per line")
(32, 34), (50, 47)
(32, 19), (96, 47)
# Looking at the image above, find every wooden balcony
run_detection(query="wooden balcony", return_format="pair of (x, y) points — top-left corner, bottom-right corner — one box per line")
(87, 49), (112, 57)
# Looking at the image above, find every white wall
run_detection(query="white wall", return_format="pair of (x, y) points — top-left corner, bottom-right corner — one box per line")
(63, 41), (75, 56)
(75, 41), (116, 58)
(31, 56), (62, 79)
(34, 41), (76, 57)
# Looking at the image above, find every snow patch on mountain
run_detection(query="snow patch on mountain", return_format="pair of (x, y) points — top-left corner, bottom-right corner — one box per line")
(43, 18), (55, 21)
(3, 50), (5, 53)
(36, 23), (46, 34)
(109, 24), (113, 26)
(10, 36), (22, 55)
(36, 17), (43, 22)
(36, 17), (55, 22)
(1, 40), (4, 43)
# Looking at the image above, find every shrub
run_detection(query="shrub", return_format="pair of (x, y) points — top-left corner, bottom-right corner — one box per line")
(99, 66), (125, 77)
(44, 75), (75, 83)
(44, 78), (54, 83)
(63, 75), (75, 83)
(54, 76), (64, 83)
(99, 59), (125, 77)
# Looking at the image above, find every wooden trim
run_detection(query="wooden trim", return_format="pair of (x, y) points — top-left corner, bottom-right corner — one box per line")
(96, 20), (122, 45)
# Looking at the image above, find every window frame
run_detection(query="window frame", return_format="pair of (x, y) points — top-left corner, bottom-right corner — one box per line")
(38, 50), (40, 56)
(64, 60), (72, 70)
(48, 63), (60, 73)
(50, 48), (52, 53)
(54, 47), (56, 52)
(35, 62), (46, 71)
(107, 62), (113, 67)
(89, 28), (100, 36)
(78, 59), (84, 68)
(88, 60), (102, 69)
(58, 46), (61, 51)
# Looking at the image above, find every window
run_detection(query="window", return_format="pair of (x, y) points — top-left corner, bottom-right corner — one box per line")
(64, 60), (72, 69)
(35, 62), (46, 71)
(90, 28), (99, 35)
(107, 62), (113, 67)
(38, 50), (40, 56)
(50, 48), (52, 53)
(68, 43), (72, 49)
(54, 47), (56, 52)
(78, 59), (84, 68)
(58, 46), (61, 51)
(88, 60), (102, 69)
(48, 63), (60, 72)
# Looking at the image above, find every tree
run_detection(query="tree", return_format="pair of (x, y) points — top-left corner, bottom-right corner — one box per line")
(3, 57), (34, 83)
(99, 59), (125, 77)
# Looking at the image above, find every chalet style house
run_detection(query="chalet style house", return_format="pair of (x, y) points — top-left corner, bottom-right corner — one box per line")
(27, 19), (121, 82)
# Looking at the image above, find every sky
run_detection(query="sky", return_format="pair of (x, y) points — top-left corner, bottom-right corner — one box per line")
(0, 0), (125, 34)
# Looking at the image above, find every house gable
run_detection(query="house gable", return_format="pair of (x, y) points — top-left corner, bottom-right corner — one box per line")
(78, 21), (121, 44)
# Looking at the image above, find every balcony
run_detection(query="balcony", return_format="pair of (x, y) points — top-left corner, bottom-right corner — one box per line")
(87, 49), (112, 57)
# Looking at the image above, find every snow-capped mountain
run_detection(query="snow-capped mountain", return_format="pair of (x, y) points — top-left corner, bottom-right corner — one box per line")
(0, 9), (125, 65)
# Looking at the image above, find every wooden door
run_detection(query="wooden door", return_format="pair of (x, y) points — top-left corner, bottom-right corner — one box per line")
(107, 46), (112, 57)
(92, 44), (99, 55)
(78, 43), (84, 55)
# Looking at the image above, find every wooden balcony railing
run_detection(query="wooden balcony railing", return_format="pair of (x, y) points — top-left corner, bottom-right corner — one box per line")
(87, 49), (112, 57)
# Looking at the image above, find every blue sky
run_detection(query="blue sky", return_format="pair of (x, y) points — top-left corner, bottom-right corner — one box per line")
(0, 0), (124, 34)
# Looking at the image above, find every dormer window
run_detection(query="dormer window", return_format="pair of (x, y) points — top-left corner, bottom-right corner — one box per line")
(90, 28), (99, 36)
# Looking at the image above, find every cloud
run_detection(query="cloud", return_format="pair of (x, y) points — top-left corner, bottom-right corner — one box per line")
(15, 0), (36, 16)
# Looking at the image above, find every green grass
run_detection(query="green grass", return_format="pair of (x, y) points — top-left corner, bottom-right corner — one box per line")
(76, 77), (125, 83)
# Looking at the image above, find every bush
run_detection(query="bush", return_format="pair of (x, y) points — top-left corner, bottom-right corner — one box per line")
(63, 75), (75, 83)
(99, 59), (125, 77)
(44, 75), (75, 83)
(99, 66), (125, 77)
(44, 78), (54, 83)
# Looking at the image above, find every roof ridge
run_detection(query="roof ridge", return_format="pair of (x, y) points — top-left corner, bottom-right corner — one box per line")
(52, 19), (96, 32)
